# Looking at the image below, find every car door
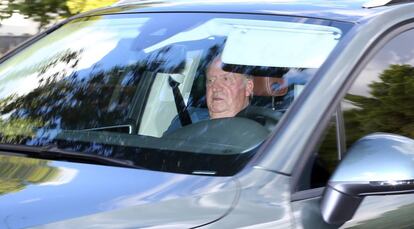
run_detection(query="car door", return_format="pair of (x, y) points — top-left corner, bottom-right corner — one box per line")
(291, 16), (414, 229)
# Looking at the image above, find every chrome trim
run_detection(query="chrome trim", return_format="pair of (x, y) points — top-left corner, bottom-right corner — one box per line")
(192, 170), (217, 175)
(363, 0), (392, 8)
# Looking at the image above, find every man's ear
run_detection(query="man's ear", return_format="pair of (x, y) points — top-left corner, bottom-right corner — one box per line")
(245, 79), (254, 96)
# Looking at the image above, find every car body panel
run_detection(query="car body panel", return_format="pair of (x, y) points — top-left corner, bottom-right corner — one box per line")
(33, 168), (294, 229)
(205, 168), (293, 228)
(1, 0), (414, 228)
(0, 155), (238, 228)
(292, 193), (414, 228)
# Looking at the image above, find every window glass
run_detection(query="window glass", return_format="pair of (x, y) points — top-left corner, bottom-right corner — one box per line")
(0, 13), (350, 175)
(343, 29), (414, 147)
(297, 115), (337, 191)
(297, 28), (414, 191)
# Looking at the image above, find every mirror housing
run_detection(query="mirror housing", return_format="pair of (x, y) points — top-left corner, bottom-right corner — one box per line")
(321, 133), (414, 225)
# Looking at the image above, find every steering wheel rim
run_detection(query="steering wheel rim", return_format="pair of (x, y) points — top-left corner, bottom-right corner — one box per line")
(238, 106), (283, 132)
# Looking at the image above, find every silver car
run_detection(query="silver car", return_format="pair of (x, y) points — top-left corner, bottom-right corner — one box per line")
(1, 0), (414, 228)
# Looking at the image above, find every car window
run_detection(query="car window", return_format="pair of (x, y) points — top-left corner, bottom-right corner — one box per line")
(297, 28), (414, 191)
(0, 13), (350, 176)
(296, 114), (338, 191)
(342, 29), (414, 148)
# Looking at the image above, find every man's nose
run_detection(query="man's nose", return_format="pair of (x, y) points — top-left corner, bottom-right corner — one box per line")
(211, 81), (223, 92)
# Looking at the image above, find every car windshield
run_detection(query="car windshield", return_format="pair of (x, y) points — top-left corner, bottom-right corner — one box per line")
(0, 13), (351, 175)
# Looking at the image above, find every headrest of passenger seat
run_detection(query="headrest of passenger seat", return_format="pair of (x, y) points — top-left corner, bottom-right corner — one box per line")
(253, 77), (288, 97)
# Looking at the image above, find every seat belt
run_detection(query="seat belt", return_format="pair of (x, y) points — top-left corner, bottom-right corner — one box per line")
(168, 76), (192, 126)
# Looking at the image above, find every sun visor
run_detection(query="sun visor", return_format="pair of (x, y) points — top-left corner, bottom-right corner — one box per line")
(221, 23), (342, 70)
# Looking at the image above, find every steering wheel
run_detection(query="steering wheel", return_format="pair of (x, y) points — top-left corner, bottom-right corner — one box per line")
(238, 106), (283, 132)
(163, 117), (269, 154)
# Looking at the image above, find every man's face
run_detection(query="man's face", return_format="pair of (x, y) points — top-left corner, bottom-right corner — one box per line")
(206, 58), (253, 119)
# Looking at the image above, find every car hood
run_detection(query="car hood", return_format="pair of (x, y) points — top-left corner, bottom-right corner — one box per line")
(0, 154), (239, 228)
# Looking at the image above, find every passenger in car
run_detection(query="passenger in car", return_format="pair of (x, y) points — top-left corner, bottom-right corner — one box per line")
(206, 56), (254, 119)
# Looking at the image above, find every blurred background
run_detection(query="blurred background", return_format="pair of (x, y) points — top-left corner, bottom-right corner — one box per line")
(0, 0), (120, 57)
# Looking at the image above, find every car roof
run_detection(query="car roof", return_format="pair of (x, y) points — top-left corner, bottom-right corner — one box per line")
(77, 0), (410, 23)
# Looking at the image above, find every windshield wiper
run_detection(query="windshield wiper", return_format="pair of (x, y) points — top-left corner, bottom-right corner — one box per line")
(0, 144), (142, 169)
(80, 124), (134, 134)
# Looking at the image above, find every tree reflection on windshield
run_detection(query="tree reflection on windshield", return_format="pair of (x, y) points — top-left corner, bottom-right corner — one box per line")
(0, 48), (143, 145)
(0, 155), (59, 195)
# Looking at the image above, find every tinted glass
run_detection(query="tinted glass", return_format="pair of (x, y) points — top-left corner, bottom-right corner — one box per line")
(297, 115), (338, 191)
(0, 13), (350, 175)
(343, 29), (414, 147)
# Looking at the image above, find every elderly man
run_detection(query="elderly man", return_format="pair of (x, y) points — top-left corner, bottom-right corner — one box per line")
(164, 57), (259, 134)
(206, 57), (254, 119)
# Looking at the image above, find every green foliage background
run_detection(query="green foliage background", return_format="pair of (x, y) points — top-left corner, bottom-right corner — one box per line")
(344, 64), (414, 145)
(0, 0), (117, 30)
(318, 64), (414, 174)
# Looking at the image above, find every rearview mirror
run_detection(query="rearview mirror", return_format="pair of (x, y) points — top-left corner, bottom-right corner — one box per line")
(321, 133), (414, 225)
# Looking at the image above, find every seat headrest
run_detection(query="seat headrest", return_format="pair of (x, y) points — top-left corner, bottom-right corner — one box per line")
(253, 77), (287, 97)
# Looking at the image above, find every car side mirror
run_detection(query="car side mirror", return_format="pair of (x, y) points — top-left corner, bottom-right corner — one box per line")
(321, 133), (414, 225)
